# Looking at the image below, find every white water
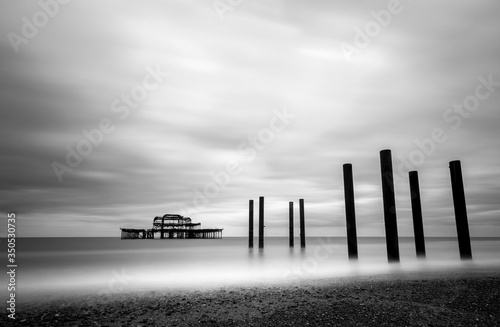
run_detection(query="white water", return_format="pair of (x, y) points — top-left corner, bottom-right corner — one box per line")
(5, 237), (500, 300)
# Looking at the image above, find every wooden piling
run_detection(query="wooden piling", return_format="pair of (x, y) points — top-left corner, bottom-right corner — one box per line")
(161, 216), (165, 239)
(409, 171), (426, 257)
(380, 149), (400, 262)
(299, 199), (306, 248)
(259, 196), (264, 249)
(289, 201), (294, 247)
(449, 160), (472, 260)
(249, 200), (254, 248)
(343, 163), (358, 259)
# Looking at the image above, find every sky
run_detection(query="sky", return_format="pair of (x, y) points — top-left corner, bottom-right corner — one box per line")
(1, 0), (499, 237)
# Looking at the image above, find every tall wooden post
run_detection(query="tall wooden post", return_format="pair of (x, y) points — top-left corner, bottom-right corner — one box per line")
(259, 196), (264, 249)
(289, 201), (294, 247)
(343, 163), (358, 259)
(249, 200), (254, 248)
(449, 160), (472, 260)
(409, 171), (426, 257)
(380, 149), (400, 262)
(299, 199), (306, 248)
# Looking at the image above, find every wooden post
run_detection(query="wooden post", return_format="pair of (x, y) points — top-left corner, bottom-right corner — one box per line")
(289, 201), (294, 247)
(449, 160), (472, 260)
(343, 163), (358, 259)
(259, 196), (264, 249)
(249, 200), (254, 248)
(409, 171), (426, 257)
(161, 216), (165, 239)
(380, 149), (400, 262)
(299, 199), (306, 248)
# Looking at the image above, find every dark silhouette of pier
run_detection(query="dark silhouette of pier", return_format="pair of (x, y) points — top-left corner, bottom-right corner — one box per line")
(299, 199), (306, 248)
(289, 201), (294, 247)
(248, 149), (473, 262)
(409, 171), (426, 257)
(380, 149), (400, 262)
(343, 163), (358, 260)
(450, 160), (472, 259)
(121, 214), (223, 239)
(259, 196), (264, 249)
(249, 200), (254, 248)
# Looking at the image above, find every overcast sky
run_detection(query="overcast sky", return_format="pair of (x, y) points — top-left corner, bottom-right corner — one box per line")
(1, 0), (499, 237)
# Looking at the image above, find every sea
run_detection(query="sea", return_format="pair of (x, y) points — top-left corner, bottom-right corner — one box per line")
(2, 237), (500, 302)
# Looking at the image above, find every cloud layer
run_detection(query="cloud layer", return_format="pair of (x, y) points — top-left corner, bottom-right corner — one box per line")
(1, 0), (499, 237)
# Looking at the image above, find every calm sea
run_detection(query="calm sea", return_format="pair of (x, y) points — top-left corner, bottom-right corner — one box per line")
(2, 237), (500, 301)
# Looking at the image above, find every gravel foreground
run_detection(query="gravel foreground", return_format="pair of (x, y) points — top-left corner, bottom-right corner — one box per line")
(3, 270), (500, 327)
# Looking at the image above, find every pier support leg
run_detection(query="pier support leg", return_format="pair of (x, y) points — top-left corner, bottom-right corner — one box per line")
(409, 171), (426, 258)
(289, 201), (294, 247)
(380, 149), (400, 262)
(299, 199), (306, 248)
(249, 200), (254, 248)
(161, 217), (165, 239)
(259, 196), (264, 249)
(343, 163), (358, 260)
(449, 160), (472, 260)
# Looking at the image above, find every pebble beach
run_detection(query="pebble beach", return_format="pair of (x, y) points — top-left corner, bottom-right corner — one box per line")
(4, 269), (499, 327)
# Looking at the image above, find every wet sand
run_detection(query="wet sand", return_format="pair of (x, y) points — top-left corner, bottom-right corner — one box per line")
(4, 270), (500, 326)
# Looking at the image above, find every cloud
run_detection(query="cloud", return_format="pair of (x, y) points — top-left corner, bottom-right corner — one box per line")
(1, 0), (499, 237)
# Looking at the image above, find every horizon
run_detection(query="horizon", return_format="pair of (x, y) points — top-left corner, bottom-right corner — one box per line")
(1, 1), (499, 238)
(5, 236), (500, 239)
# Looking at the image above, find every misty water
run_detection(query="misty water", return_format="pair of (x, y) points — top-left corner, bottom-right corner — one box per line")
(5, 237), (500, 300)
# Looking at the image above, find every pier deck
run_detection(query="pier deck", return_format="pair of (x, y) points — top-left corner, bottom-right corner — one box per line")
(120, 214), (223, 239)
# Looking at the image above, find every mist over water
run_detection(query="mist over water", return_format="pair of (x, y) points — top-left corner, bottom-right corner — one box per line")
(5, 237), (500, 300)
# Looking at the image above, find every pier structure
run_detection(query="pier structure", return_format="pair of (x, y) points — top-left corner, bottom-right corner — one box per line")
(259, 196), (265, 248)
(299, 199), (306, 248)
(289, 201), (294, 247)
(120, 214), (223, 239)
(249, 200), (254, 248)
(380, 149), (400, 262)
(449, 160), (472, 259)
(409, 171), (426, 257)
(244, 150), (473, 261)
(343, 163), (358, 260)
